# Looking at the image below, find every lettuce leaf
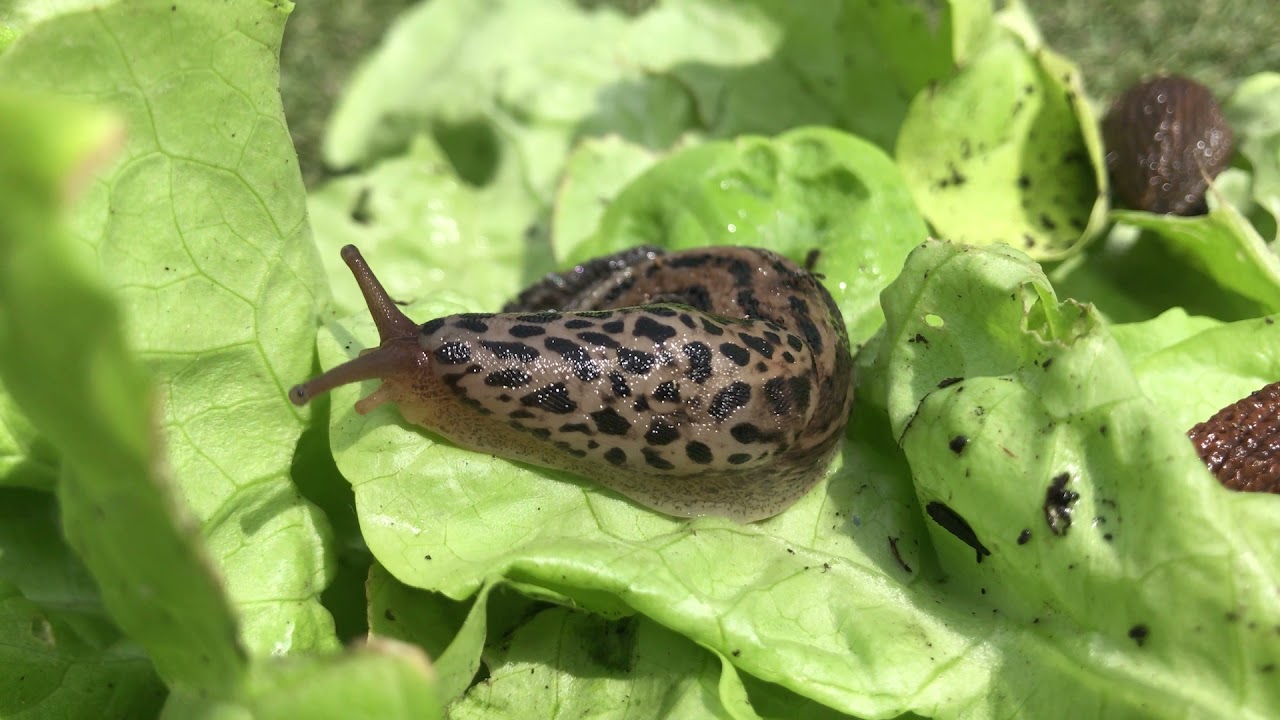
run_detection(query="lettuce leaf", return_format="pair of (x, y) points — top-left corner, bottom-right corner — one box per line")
(896, 11), (1107, 259)
(0, 86), (246, 697)
(6, 0), (1280, 717)
(870, 240), (1280, 717)
(0, 0), (338, 656)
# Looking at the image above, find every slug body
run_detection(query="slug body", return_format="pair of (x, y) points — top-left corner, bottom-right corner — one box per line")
(1102, 75), (1233, 216)
(1188, 380), (1280, 494)
(292, 245), (855, 522)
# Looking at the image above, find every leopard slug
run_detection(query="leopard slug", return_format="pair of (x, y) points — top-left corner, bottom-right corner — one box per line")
(290, 244), (855, 522)
(1102, 75), (1234, 216)
(1188, 380), (1280, 494)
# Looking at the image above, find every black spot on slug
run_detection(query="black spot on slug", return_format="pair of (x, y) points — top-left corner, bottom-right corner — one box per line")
(520, 383), (577, 414)
(739, 333), (774, 359)
(508, 324), (546, 338)
(730, 423), (759, 443)
(618, 348), (656, 375)
(545, 336), (601, 382)
(517, 312), (560, 323)
(591, 407), (632, 435)
(645, 417), (680, 445)
(601, 320), (625, 333)
(685, 441), (713, 464)
(700, 318), (724, 336)
(727, 453), (752, 465)
(642, 447), (674, 470)
(562, 319), (594, 329)
(788, 376), (811, 413)
(633, 316), (677, 344)
(577, 331), (620, 349)
(736, 288), (764, 319)
(709, 382), (751, 421)
(604, 447), (627, 466)
(789, 296), (824, 355)
(719, 342), (750, 367)
(420, 318), (446, 336)
(608, 372), (631, 398)
(925, 501), (991, 563)
(434, 341), (472, 365)
(682, 342), (712, 384)
(481, 340), (540, 364)
(485, 368), (533, 389)
(454, 314), (490, 333)
(764, 377), (791, 416)
(652, 381), (681, 403)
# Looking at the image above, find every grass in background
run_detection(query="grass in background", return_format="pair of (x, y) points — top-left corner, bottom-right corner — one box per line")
(280, 0), (1280, 187)
(1026, 0), (1280, 100)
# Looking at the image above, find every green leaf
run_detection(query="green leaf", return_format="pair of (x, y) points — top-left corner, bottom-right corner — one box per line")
(448, 607), (761, 720)
(872, 240), (1280, 717)
(551, 135), (660, 261)
(321, 295), (995, 717)
(1045, 223), (1270, 324)
(0, 0), (103, 33)
(162, 640), (443, 720)
(0, 382), (56, 490)
(577, 126), (929, 348)
(896, 28), (1106, 259)
(0, 88), (246, 693)
(366, 562), (486, 702)
(0, 489), (166, 718)
(324, 0), (959, 204)
(323, 0), (665, 188)
(1112, 204), (1280, 312)
(0, 0), (338, 656)
(1114, 311), (1280, 432)
(307, 138), (544, 316)
(1224, 72), (1280, 241)
(651, 0), (955, 152)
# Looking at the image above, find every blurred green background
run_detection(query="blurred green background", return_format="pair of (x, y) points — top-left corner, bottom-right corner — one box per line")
(280, 0), (1280, 187)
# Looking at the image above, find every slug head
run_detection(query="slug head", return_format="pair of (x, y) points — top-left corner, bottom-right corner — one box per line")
(289, 245), (429, 414)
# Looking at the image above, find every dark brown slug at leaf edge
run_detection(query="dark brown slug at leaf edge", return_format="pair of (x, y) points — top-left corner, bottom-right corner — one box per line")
(1188, 381), (1280, 493)
(1102, 76), (1233, 216)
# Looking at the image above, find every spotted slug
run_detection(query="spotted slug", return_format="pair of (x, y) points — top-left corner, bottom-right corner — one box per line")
(1189, 380), (1280, 494)
(1102, 75), (1234, 216)
(291, 245), (855, 522)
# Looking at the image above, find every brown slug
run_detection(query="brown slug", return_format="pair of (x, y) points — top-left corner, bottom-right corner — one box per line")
(1102, 75), (1234, 216)
(291, 245), (855, 522)
(1188, 380), (1280, 493)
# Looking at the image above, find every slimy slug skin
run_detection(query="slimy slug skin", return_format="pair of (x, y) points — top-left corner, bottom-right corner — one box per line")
(291, 245), (855, 523)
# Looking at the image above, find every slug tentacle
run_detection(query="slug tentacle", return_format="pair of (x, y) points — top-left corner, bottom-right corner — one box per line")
(289, 336), (427, 411)
(340, 244), (419, 342)
(294, 243), (855, 523)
